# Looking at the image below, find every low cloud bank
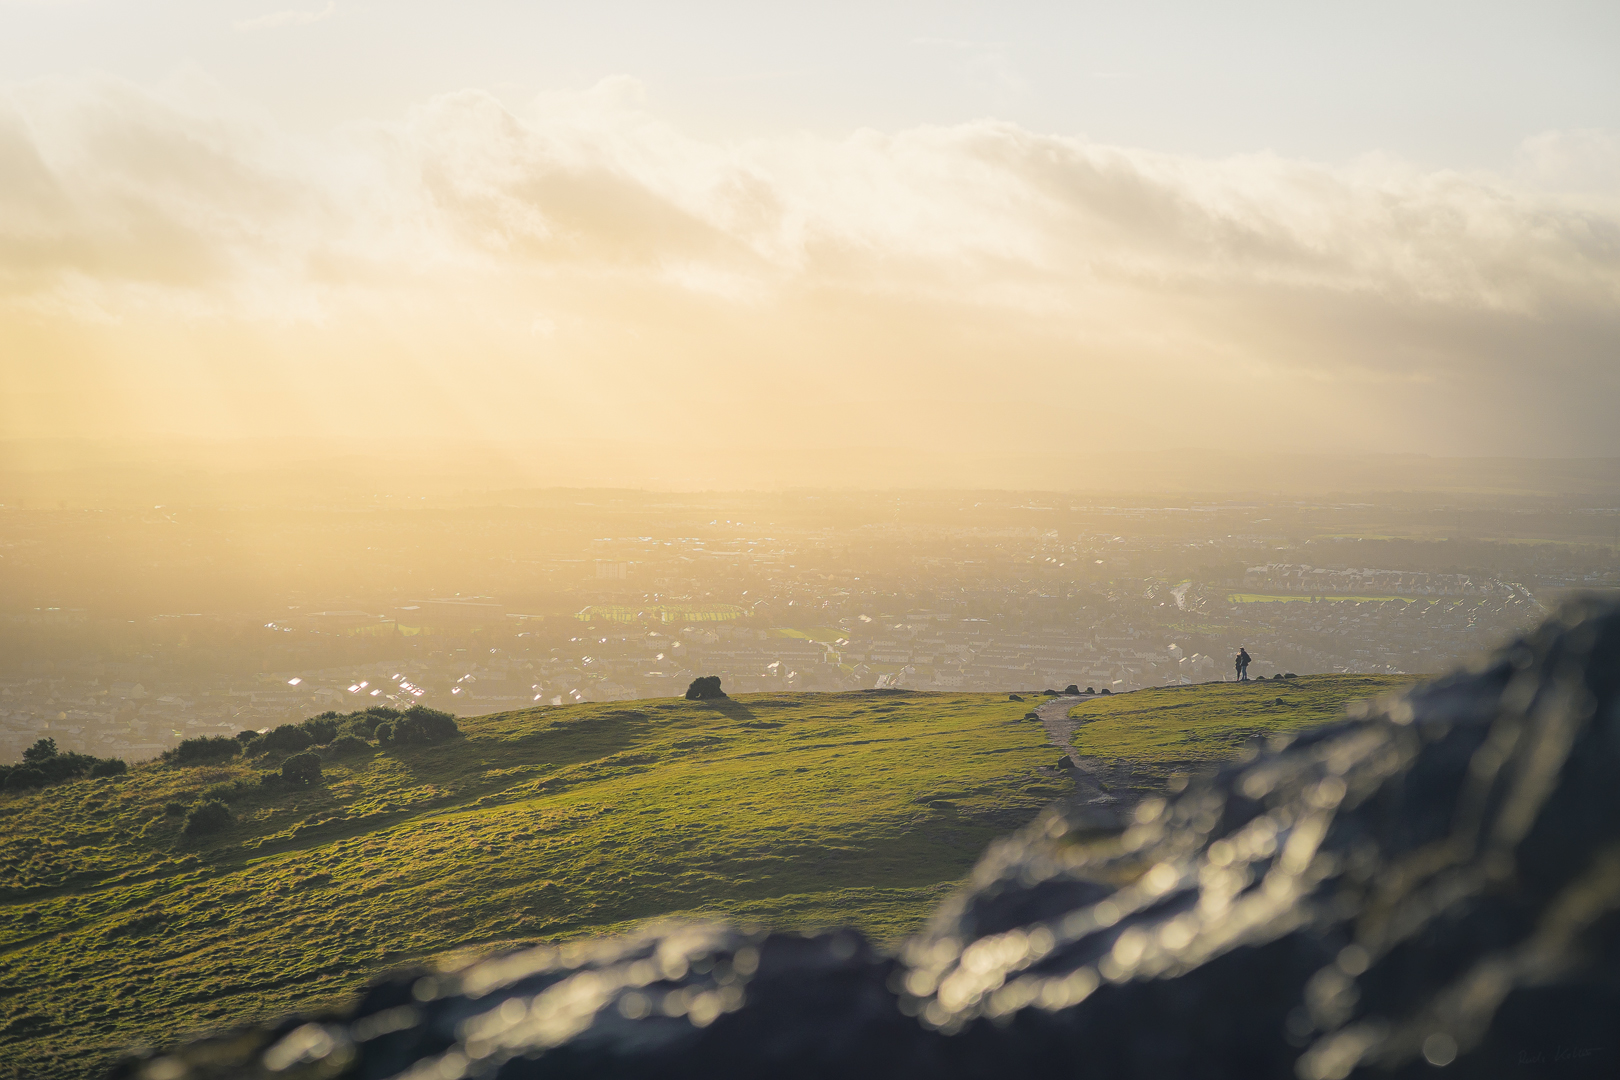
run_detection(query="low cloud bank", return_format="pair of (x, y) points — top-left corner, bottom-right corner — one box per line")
(3, 76), (1617, 463)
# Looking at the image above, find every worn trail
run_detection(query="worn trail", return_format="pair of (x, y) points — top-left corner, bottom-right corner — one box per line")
(1033, 694), (1120, 812)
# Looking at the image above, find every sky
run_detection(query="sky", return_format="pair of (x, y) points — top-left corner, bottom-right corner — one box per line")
(3, 1), (1619, 486)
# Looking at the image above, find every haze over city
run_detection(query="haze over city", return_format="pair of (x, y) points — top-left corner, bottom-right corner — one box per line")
(6, 0), (1620, 796)
(5, 0), (1619, 783)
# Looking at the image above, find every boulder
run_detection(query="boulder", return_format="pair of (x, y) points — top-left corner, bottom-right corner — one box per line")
(684, 676), (726, 701)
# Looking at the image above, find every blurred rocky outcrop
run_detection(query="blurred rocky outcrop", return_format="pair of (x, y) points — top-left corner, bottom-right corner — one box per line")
(115, 598), (1620, 1079)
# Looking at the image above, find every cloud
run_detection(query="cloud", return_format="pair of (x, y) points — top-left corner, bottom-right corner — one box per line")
(235, 1), (334, 32)
(1, 75), (1618, 459)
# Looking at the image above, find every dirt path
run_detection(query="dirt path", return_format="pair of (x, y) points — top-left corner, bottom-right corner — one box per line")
(1034, 695), (1084, 765)
(1033, 695), (1121, 813)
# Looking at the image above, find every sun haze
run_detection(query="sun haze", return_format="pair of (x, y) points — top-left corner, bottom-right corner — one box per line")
(7, 12), (1620, 1075)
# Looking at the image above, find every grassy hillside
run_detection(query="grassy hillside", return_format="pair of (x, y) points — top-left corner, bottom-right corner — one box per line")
(0, 677), (1420, 1077)
(0, 691), (1066, 1079)
(1066, 674), (1420, 795)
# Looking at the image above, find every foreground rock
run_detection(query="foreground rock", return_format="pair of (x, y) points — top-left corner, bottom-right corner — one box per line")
(116, 599), (1620, 1079)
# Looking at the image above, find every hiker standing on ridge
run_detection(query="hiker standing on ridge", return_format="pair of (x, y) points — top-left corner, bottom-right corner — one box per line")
(1236, 647), (1252, 682)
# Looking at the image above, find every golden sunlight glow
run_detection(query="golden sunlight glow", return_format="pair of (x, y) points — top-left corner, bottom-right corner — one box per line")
(3, 75), (1619, 486)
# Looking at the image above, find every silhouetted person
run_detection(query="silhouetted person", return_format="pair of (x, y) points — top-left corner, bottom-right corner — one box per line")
(1236, 648), (1252, 682)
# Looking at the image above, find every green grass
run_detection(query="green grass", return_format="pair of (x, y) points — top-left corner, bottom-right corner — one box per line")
(1068, 674), (1419, 771)
(0, 678), (1424, 1077)
(0, 691), (1064, 1079)
(769, 627), (846, 643)
(1226, 593), (1421, 604)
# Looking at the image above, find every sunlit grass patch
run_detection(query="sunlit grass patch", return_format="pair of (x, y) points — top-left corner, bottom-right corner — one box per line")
(1067, 674), (1419, 765)
(768, 626), (846, 642)
(1226, 593), (1422, 604)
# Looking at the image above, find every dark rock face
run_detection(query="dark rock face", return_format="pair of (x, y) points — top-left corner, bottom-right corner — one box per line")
(116, 599), (1620, 1079)
(684, 675), (726, 701)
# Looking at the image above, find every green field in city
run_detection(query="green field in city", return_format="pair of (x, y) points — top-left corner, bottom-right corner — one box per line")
(1225, 593), (1422, 604)
(768, 627), (846, 642)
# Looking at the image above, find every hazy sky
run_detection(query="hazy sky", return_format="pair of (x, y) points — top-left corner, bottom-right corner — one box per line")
(4, 1), (1619, 478)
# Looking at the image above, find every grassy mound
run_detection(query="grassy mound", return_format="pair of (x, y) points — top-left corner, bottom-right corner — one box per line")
(0, 691), (1064, 1078)
(1067, 673), (1420, 795)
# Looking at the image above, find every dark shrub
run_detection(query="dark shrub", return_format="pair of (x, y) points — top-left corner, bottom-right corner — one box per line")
(258, 771), (280, 787)
(379, 706), (460, 747)
(23, 738), (57, 762)
(1100, 688), (1111, 695)
(240, 736), (263, 756)
(167, 736), (240, 766)
(260, 724), (313, 754)
(90, 758), (128, 778)
(12, 749), (98, 788)
(164, 800), (187, 817)
(684, 676), (726, 701)
(182, 799), (231, 836)
(347, 707), (401, 736)
(281, 752), (322, 787)
(300, 717), (339, 745)
(1086, 687), (1095, 695)
(5, 766), (46, 791)
(398, 705), (459, 744)
(326, 733), (370, 754)
(234, 730), (260, 743)
(202, 780), (248, 802)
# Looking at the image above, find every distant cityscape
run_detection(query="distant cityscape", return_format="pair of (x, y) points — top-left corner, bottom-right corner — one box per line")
(2, 492), (1615, 764)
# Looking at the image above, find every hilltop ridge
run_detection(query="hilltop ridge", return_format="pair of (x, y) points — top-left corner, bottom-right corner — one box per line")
(0, 678), (1414, 1078)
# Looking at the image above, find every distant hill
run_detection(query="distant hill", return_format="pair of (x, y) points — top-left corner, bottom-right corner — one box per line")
(0, 679), (1417, 1078)
(1060, 674), (1420, 799)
